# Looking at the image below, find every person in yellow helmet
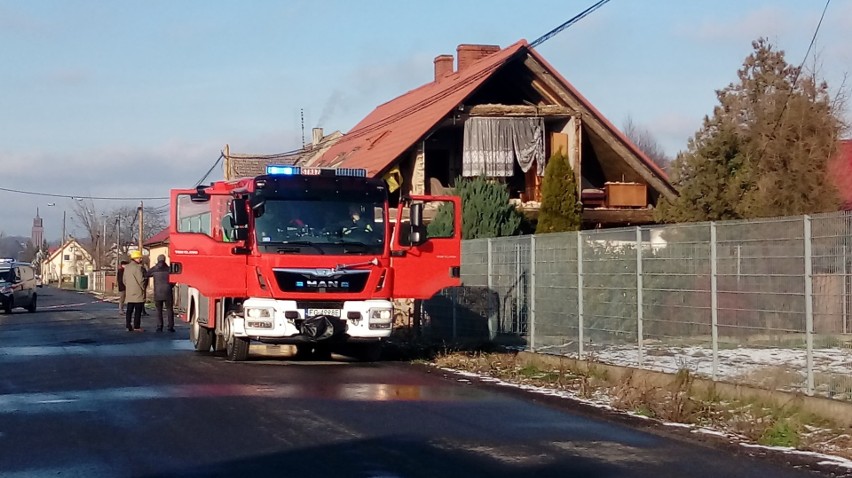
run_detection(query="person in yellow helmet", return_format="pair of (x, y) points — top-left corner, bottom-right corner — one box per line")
(123, 250), (146, 332)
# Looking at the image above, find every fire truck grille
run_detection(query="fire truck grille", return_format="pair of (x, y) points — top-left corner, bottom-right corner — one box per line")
(273, 269), (370, 293)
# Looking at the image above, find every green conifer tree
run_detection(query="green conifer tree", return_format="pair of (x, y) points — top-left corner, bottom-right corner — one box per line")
(659, 38), (844, 222)
(428, 176), (522, 240)
(536, 151), (581, 233)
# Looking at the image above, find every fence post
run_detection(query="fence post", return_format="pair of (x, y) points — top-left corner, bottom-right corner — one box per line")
(804, 215), (815, 396)
(487, 238), (494, 334)
(529, 235), (536, 352)
(710, 222), (719, 381)
(515, 243), (521, 336)
(577, 232), (585, 359)
(636, 227), (644, 367)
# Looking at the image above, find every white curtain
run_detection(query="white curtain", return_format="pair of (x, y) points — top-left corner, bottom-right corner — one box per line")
(462, 117), (545, 177)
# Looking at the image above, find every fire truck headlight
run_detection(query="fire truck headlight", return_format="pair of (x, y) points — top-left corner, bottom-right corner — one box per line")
(246, 307), (273, 319)
(369, 308), (392, 324)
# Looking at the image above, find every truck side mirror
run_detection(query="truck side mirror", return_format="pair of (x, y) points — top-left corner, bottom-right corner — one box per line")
(190, 185), (210, 203)
(408, 203), (425, 246)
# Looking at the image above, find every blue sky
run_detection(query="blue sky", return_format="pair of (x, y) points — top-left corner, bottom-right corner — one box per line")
(1, 0), (850, 238)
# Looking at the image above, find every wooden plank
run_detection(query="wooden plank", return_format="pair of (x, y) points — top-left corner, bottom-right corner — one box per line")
(467, 104), (575, 117)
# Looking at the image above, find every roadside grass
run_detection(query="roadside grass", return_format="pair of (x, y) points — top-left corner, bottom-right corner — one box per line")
(431, 350), (852, 461)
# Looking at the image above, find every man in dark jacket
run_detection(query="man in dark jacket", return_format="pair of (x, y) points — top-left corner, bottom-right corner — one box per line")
(147, 255), (175, 332)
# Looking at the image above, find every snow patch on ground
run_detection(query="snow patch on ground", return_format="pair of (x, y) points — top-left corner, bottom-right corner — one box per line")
(536, 343), (852, 399)
(440, 365), (852, 474)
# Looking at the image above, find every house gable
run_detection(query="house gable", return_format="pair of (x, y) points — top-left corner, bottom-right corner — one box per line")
(316, 39), (677, 227)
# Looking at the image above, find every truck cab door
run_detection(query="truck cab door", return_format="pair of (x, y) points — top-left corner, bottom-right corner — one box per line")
(169, 190), (248, 299)
(390, 195), (462, 299)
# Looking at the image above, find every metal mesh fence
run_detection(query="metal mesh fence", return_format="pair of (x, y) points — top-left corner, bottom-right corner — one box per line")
(432, 211), (852, 401)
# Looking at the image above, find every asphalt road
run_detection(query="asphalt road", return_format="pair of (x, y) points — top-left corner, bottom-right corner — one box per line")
(0, 287), (842, 478)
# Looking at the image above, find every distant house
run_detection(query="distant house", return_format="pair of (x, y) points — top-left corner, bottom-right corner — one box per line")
(42, 238), (94, 285)
(143, 228), (169, 265)
(222, 128), (343, 181)
(313, 40), (676, 228)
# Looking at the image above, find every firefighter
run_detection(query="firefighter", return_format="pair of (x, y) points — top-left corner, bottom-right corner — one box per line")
(123, 250), (147, 332)
(342, 204), (372, 236)
(146, 255), (175, 333)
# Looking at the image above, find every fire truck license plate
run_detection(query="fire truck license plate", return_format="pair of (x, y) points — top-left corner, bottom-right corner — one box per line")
(307, 308), (341, 317)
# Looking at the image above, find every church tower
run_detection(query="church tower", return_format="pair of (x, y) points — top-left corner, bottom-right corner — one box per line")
(32, 208), (44, 250)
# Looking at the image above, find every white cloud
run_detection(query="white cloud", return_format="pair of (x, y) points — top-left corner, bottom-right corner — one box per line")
(677, 7), (796, 44)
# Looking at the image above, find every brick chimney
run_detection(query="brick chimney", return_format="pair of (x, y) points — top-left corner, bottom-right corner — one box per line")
(434, 54), (454, 82)
(456, 44), (501, 72)
(311, 127), (323, 147)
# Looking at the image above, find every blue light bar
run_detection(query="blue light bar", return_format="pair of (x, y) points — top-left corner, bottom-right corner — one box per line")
(266, 165), (300, 175)
(265, 165), (367, 178)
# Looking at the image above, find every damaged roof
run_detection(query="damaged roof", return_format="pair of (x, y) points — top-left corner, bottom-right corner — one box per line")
(314, 39), (674, 199)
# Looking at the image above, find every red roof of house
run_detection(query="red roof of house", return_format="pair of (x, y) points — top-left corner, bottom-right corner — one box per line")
(314, 39), (669, 185)
(144, 228), (169, 246)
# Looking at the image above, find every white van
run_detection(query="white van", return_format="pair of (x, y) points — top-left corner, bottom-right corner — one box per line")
(0, 259), (38, 313)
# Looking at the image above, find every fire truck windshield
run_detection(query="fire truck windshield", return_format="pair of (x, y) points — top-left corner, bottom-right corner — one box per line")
(254, 199), (385, 254)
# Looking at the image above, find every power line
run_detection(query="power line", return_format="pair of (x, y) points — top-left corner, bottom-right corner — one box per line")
(0, 185), (167, 201)
(759, 0), (831, 156)
(195, 152), (225, 186)
(6, 1), (614, 201)
(0, 150), (226, 201)
(531, 0), (613, 48)
(234, 1), (614, 163)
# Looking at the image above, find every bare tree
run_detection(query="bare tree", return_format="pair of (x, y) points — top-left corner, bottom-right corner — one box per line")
(70, 201), (168, 269)
(622, 115), (671, 172)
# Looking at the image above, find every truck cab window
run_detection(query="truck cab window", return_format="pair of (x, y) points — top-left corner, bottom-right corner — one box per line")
(176, 194), (233, 243)
(254, 199), (385, 254)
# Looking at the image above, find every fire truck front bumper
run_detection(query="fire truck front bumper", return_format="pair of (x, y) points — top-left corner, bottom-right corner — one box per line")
(237, 298), (394, 343)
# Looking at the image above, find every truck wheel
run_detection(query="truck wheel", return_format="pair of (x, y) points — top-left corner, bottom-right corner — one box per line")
(224, 316), (249, 361)
(213, 333), (227, 356)
(190, 315), (213, 353)
(26, 294), (37, 313)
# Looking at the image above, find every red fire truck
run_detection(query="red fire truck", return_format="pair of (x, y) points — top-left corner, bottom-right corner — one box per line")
(169, 166), (461, 361)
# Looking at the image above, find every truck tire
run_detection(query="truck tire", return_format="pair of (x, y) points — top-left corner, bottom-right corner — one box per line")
(213, 333), (227, 356)
(190, 315), (213, 353)
(26, 294), (37, 313)
(224, 316), (249, 362)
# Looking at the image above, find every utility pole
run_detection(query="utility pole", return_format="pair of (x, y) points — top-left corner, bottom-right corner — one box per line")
(102, 217), (107, 270)
(115, 215), (121, 277)
(138, 201), (144, 252)
(59, 210), (66, 287)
